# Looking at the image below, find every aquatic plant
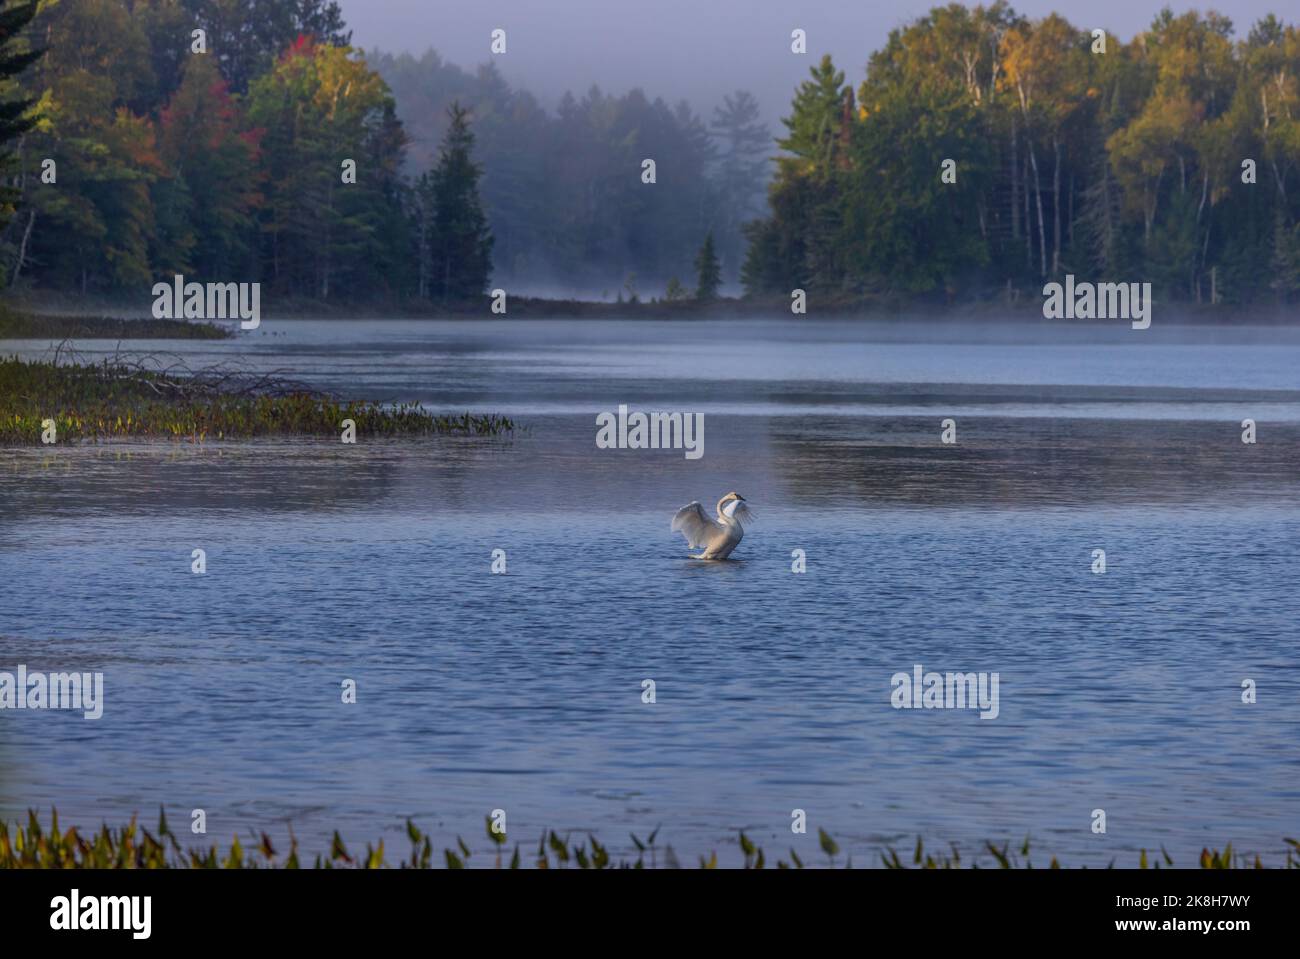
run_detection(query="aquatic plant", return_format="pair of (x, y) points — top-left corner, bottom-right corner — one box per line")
(0, 355), (513, 443)
(1, 810), (1296, 870)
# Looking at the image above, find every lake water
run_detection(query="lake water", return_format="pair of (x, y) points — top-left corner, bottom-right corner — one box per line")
(2, 317), (1299, 867)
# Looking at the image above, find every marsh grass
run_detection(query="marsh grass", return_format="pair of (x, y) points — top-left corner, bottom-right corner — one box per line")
(2, 810), (1296, 869)
(0, 352), (512, 443)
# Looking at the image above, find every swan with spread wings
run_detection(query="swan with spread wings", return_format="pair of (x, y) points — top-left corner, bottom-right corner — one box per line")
(670, 491), (754, 560)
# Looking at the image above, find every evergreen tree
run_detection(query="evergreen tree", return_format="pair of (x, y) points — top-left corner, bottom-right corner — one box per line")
(421, 102), (493, 301)
(1269, 209), (1300, 303)
(0, 0), (43, 251)
(742, 55), (849, 295)
(694, 231), (720, 300)
(7, 1), (1300, 308)
(246, 38), (405, 300)
(778, 54), (849, 169)
(710, 90), (769, 280)
(376, 52), (736, 293)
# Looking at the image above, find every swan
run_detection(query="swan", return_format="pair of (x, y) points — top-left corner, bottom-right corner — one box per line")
(671, 492), (754, 560)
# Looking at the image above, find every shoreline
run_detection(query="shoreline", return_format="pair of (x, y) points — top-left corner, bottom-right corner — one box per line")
(5, 294), (1299, 328)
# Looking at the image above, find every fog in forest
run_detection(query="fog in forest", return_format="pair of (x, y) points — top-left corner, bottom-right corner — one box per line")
(339, 0), (1280, 129)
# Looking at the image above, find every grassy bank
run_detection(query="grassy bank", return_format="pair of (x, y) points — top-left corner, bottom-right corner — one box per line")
(0, 356), (512, 443)
(0, 307), (232, 340)
(2, 810), (1295, 869)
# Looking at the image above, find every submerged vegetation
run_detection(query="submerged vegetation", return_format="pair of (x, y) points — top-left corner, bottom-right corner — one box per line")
(0, 354), (513, 443)
(2, 810), (1297, 869)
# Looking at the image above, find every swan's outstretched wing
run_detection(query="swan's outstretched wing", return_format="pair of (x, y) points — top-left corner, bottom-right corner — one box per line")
(671, 502), (720, 548)
(722, 499), (755, 524)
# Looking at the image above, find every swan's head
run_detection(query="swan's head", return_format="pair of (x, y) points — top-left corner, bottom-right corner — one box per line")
(718, 492), (752, 522)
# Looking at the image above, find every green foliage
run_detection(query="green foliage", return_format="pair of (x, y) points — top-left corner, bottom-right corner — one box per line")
(0, 0), (41, 246)
(693, 231), (721, 300)
(818, 827), (841, 859)
(185, 0), (352, 95)
(17, 0), (159, 290)
(416, 102), (493, 301)
(4, 811), (1297, 869)
(4, 2), (764, 301)
(7, 2), (1300, 307)
(246, 37), (408, 301)
(157, 54), (263, 279)
(842, 84), (994, 294)
(7, 3), (401, 302)
(744, 5), (1300, 307)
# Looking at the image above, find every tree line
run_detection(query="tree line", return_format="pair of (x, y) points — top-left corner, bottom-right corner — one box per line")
(0, 0), (478, 303)
(2, 2), (1298, 309)
(0, 0), (769, 304)
(743, 4), (1300, 307)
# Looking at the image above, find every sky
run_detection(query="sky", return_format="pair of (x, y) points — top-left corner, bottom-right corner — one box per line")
(337, 1), (1283, 126)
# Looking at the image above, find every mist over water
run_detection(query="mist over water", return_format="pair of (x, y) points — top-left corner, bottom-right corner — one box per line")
(3, 317), (1298, 865)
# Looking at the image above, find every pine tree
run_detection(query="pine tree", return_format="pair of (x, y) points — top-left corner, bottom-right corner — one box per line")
(246, 38), (406, 300)
(1269, 210), (1300, 304)
(694, 231), (721, 301)
(423, 102), (493, 301)
(778, 55), (848, 170)
(710, 90), (770, 280)
(0, 0), (43, 247)
(742, 55), (849, 296)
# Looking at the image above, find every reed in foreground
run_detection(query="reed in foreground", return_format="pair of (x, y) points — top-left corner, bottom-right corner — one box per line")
(2, 810), (1296, 869)
(0, 356), (512, 443)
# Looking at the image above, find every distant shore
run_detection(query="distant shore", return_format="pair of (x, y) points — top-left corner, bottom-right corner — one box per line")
(4, 292), (1298, 329)
(0, 305), (232, 340)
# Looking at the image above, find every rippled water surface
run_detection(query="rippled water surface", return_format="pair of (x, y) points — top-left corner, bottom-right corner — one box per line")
(2, 318), (1298, 866)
